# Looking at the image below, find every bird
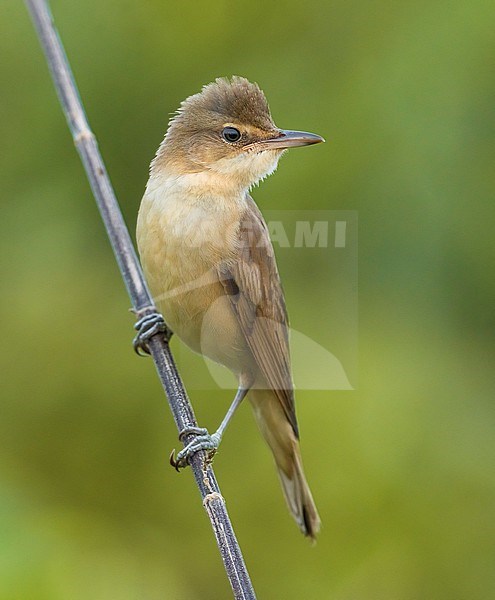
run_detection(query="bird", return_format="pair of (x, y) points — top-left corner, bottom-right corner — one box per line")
(136, 76), (324, 539)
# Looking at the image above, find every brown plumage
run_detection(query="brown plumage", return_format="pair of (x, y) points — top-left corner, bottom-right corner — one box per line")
(137, 76), (323, 539)
(218, 197), (297, 435)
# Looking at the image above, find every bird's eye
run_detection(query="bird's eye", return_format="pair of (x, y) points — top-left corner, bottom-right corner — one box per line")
(222, 127), (241, 143)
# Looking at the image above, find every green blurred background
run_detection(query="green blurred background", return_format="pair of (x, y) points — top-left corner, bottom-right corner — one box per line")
(1, 1), (494, 598)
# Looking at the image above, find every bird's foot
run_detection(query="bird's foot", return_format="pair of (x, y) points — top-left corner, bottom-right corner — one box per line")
(169, 427), (221, 471)
(133, 312), (171, 355)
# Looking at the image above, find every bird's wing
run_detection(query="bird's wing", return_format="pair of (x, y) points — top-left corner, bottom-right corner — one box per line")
(217, 196), (298, 437)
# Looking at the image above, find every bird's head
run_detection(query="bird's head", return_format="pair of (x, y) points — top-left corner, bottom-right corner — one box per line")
(152, 76), (324, 192)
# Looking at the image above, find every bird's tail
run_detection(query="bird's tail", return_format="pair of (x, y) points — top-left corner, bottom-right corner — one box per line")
(249, 389), (321, 540)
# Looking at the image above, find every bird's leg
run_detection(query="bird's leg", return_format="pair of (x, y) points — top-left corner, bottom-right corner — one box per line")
(132, 312), (172, 355)
(170, 386), (249, 471)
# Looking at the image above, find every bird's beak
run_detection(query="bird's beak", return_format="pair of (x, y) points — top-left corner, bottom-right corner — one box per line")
(258, 129), (325, 150)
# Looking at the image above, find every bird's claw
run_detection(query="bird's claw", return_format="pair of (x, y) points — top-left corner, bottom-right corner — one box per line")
(170, 428), (221, 471)
(133, 312), (171, 355)
(178, 426), (209, 442)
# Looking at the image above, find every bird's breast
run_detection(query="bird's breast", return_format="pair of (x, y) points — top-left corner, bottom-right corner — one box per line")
(136, 174), (246, 355)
